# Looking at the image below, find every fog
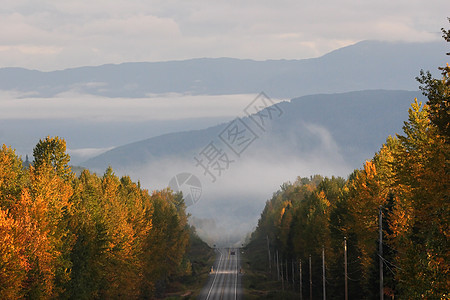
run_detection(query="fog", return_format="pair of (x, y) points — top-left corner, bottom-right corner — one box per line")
(1, 90), (355, 245)
(1, 91), (283, 164)
(0, 91), (268, 121)
(121, 123), (353, 246)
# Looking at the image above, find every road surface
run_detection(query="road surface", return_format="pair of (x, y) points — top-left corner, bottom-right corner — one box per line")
(197, 248), (242, 300)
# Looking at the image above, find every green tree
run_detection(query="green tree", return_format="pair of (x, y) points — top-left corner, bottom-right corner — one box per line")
(67, 169), (107, 299)
(33, 136), (72, 181)
(144, 189), (190, 297)
(416, 19), (450, 140)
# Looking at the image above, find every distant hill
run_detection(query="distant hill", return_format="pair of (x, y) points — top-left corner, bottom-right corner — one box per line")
(83, 89), (424, 244)
(84, 89), (423, 172)
(0, 41), (446, 98)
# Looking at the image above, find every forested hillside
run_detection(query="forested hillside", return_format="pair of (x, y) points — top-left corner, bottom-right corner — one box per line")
(246, 33), (449, 299)
(0, 136), (202, 299)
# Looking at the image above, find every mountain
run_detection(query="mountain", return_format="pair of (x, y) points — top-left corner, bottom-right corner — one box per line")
(83, 89), (423, 243)
(0, 41), (446, 98)
(84, 89), (422, 173)
(3, 39), (442, 243)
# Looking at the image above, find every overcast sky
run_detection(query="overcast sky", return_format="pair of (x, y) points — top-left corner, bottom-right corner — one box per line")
(1, 0), (448, 71)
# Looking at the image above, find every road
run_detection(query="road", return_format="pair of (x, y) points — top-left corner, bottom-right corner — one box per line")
(197, 248), (242, 300)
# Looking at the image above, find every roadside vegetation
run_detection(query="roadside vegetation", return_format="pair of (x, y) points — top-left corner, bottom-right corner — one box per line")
(244, 23), (449, 299)
(0, 136), (214, 299)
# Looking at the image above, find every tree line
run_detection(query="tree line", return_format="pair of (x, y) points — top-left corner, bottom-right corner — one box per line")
(248, 25), (449, 299)
(0, 136), (191, 299)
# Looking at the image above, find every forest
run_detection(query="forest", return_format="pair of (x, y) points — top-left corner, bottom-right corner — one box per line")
(1, 20), (449, 300)
(246, 29), (449, 299)
(0, 135), (196, 299)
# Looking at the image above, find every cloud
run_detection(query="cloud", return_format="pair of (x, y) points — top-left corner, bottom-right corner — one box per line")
(0, 91), (279, 121)
(129, 153), (350, 245)
(121, 122), (351, 245)
(0, 0), (447, 70)
(67, 146), (115, 161)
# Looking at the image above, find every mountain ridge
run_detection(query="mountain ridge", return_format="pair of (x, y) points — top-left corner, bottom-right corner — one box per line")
(84, 89), (423, 173)
(0, 40), (446, 98)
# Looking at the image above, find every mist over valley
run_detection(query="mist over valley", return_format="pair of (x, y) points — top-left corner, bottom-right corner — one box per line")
(0, 40), (444, 244)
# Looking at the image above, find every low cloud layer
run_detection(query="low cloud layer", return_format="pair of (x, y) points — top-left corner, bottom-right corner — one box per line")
(0, 91), (267, 121)
(0, 91), (285, 165)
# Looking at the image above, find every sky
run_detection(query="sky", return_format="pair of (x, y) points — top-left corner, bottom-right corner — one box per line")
(1, 0), (449, 71)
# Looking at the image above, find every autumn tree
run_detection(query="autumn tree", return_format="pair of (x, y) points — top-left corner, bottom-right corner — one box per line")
(0, 145), (27, 209)
(1, 138), (195, 299)
(0, 141), (73, 298)
(0, 198), (29, 299)
(26, 137), (74, 298)
(387, 100), (449, 298)
(144, 189), (190, 297)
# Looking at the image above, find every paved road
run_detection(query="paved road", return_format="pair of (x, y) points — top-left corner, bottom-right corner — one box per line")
(197, 248), (242, 300)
